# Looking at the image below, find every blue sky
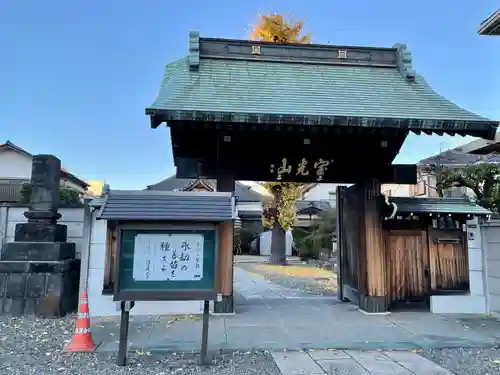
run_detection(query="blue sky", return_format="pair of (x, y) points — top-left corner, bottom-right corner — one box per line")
(1, 1), (499, 189)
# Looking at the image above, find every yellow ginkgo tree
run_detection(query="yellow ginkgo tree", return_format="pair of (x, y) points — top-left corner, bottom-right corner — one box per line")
(250, 13), (312, 264)
(250, 13), (311, 44)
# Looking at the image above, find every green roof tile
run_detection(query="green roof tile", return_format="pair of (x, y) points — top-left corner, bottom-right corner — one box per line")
(146, 34), (498, 139)
(151, 57), (487, 121)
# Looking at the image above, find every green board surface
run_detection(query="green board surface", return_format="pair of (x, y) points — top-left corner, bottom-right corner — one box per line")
(117, 229), (216, 292)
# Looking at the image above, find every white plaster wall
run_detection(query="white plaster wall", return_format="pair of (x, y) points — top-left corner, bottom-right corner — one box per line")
(85, 213), (204, 317)
(431, 217), (487, 314)
(0, 150), (86, 194)
(304, 184), (340, 201)
(258, 230), (293, 256)
(2, 206), (84, 258)
(0, 151), (33, 179)
(381, 184), (411, 197)
(481, 220), (500, 314)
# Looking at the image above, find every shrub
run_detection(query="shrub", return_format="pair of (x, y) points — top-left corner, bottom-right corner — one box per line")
(20, 182), (82, 205)
(293, 208), (337, 261)
(293, 228), (316, 260)
(297, 236), (318, 261)
(239, 228), (256, 254)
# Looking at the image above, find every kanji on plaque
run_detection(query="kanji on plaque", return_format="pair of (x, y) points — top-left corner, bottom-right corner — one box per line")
(313, 158), (334, 181)
(269, 158), (292, 180)
(296, 158), (309, 176)
(132, 233), (204, 281)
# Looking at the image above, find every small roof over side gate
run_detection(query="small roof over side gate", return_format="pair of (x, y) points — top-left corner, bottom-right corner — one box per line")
(95, 190), (235, 222)
(390, 197), (491, 216)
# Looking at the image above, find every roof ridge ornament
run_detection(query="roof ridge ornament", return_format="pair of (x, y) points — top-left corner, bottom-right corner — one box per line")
(189, 31), (200, 71)
(394, 43), (416, 82)
(101, 184), (110, 197)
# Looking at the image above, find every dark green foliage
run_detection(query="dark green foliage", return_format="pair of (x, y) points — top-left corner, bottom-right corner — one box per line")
(292, 227), (312, 260)
(435, 162), (500, 213)
(294, 209), (336, 261)
(239, 228), (256, 254)
(20, 182), (82, 205)
(233, 228), (256, 255)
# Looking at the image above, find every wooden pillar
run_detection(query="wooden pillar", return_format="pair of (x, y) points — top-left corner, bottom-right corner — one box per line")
(359, 179), (388, 313)
(214, 173), (235, 314)
(336, 185), (346, 302)
(216, 220), (234, 312)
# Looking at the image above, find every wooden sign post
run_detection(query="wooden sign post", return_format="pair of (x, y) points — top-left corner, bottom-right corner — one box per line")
(113, 227), (219, 366)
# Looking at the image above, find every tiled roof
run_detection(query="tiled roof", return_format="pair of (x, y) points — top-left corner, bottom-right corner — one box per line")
(146, 33), (497, 139)
(478, 9), (500, 35)
(418, 150), (500, 166)
(96, 190), (234, 221)
(296, 200), (331, 213)
(391, 197), (491, 215)
(146, 176), (264, 202)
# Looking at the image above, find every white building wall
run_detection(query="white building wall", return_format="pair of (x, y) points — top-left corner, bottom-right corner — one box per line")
(0, 150), (86, 194)
(381, 184), (411, 197)
(481, 219), (500, 314)
(0, 151), (33, 179)
(85, 211), (204, 317)
(60, 177), (86, 193)
(258, 230), (293, 256)
(304, 183), (340, 201)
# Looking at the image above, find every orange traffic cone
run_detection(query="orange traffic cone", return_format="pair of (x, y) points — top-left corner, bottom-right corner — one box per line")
(64, 290), (97, 353)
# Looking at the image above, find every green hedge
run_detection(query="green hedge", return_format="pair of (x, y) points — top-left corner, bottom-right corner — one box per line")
(20, 182), (82, 205)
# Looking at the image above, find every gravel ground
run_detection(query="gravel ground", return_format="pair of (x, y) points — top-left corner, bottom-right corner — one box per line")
(236, 262), (337, 296)
(0, 315), (281, 375)
(421, 348), (500, 375)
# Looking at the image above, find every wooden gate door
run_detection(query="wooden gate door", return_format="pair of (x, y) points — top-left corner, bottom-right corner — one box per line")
(386, 231), (430, 305)
(428, 230), (469, 291)
(336, 185), (362, 303)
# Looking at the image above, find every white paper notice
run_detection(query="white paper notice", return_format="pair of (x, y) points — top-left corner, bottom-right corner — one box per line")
(132, 233), (204, 281)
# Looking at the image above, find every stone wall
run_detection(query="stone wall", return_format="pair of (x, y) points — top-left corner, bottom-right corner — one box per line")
(0, 203), (84, 316)
(0, 261), (80, 315)
(0, 204), (85, 258)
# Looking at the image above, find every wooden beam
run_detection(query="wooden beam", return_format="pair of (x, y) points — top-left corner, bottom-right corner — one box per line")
(174, 160), (417, 184)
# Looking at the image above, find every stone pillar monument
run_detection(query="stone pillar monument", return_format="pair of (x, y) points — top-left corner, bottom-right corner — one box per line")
(0, 155), (80, 317)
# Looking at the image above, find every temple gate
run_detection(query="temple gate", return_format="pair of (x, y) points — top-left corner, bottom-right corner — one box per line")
(145, 32), (497, 314)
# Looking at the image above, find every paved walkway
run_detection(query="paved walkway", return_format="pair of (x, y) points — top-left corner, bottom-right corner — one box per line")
(91, 297), (500, 353)
(233, 266), (333, 300)
(89, 267), (500, 362)
(271, 349), (455, 374)
(234, 255), (302, 264)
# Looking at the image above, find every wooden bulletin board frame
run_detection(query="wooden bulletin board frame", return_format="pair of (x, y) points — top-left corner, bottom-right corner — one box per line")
(113, 221), (219, 302)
